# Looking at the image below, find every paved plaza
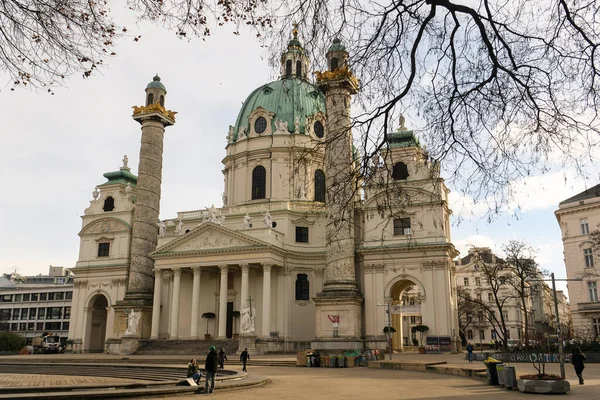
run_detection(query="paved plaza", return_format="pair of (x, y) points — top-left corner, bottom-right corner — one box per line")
(0, 352), (598, 399)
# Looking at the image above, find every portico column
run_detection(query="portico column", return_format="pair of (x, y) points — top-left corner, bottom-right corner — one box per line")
(261, 263), (272, 338)
(169, 268), (181, 339)
(190, 266), (202, 339)
(218, 265), (229, 339)
(240, 264), (249, 312)
(151, 269), (162, 339)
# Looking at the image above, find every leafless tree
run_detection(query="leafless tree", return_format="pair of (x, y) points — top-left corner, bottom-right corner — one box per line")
(0, 0), (271, 89)
(502, 240), (544, 347)
(271, 0), (600, 212)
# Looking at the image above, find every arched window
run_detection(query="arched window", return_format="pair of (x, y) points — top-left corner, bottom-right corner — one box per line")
(146, 93), (154, 106)
(286, 60), (292, 77)
(296, 60), (302, 77)
(392, 162), (409, 180)
(254, 117), (267, 134)
(295, 274), (310, 301)
(314, 170), (325, 202)
(103, 196), (115, 212)
(331, 57), (339, 71)
(252, 166), (266, 200)
(159, 95), (164, 107)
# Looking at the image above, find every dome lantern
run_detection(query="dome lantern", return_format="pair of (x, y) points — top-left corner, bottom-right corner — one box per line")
(145, 74), (167, 108)
(280, 24), (310, 80)
(326, 38), (348, 71)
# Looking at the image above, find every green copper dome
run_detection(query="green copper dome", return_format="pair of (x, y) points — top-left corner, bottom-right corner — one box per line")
(233, 77), (326, 141)
(146, 74), (166, 92)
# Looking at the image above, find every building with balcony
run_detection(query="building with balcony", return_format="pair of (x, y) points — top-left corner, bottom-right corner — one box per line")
(0, 266), (73, 344)
(556, 184), (600, 340)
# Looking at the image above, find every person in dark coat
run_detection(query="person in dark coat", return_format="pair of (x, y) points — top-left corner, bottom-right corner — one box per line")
(204, 346), (218, 394)
(218, 348), (227, 369)
(466, 343), (474, 363)
(572, 347), (587, 385)
(187, 358), (202, 385)
(240, 347), (250, 372)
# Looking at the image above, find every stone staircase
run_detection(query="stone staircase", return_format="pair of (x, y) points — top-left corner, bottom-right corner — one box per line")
(134, 339), (240, 356)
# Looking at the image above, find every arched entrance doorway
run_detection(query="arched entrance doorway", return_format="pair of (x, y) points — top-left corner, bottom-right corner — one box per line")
(389, 279), (423, 351)
(86, 295), (108, 353)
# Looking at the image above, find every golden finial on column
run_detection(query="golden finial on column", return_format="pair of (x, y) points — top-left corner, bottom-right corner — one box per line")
(292, 22), (298, 39)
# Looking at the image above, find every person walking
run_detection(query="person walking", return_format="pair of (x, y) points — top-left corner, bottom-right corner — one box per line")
(204, 346), (218, 394)
(187, 358), (202, 385)
(218, 348), (228, 369)
(466, 343), (474, 363)
(240, 347), (250, 372)
(572, 347), (587, 385)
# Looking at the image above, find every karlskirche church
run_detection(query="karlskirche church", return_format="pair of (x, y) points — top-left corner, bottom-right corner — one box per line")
(67, 31), (460, 355)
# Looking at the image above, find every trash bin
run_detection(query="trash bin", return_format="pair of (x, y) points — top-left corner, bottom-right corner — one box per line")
(483, 359), (502, 386)
(322, 355), (329, 367)
(345, 356), (355, 368)
(504, 365), (517, 390)
(330, 356), (337, 368)
(314, 354), (321, 368)
(496, 364), (505, 386)
(296, 351), (307, 367)
(337, 356), (345, 368)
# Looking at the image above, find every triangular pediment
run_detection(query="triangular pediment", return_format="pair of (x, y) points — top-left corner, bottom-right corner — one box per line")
(152, 222), (269, 255)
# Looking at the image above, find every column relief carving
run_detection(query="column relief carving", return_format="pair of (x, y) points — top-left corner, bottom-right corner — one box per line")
(240, 263), (249, 273)
(262, 263), (272, 272)
(192, 266), (202, 276)
(313, 268), (324, 277)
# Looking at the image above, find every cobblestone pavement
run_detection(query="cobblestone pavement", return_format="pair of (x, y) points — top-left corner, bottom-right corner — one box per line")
(166, 364), (599, 400)
(0, 373), (153, 387)
(0, 352), (598, 399)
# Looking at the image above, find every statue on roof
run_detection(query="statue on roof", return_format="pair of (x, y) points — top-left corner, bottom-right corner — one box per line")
(122, 155), (129, 169)
(175, 220), (184, 235)
(158, 220), (167, 237)
(243, 213), (252, 229)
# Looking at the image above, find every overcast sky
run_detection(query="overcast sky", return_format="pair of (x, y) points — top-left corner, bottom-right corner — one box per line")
(0, 11), (593, 296)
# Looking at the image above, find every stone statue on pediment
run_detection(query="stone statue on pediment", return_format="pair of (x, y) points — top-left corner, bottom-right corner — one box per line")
(263, 211), (273, 228)
(175, 220), (184, 235)
(275, 119), (288, 134)
(158, 220), (167, 237)
(243, 213), (252, 229)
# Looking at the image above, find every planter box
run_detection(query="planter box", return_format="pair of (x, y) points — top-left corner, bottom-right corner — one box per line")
(517, 379), (570, 394)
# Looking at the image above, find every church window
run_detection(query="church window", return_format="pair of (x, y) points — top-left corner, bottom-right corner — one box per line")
(392, 162), (409, 180)
(393, 218), (411, 235)
(331, 57), (339, 70)
(314, 121), (324, 138)
(254, 117), (267, 134)
(103, 196), (115, 212)
(159, 95), (164, 107)
(296, 226), (309, 243)
(146, 93), (154, 105)
(314, 170), (326, 202)
(251, 166), (266, 200)
(295, 274), (310, 301)
(296, 60), (302, 77)
(97, 242), (110, 257)
(584, 248), (594, 268)
(286, 60), (292, 77)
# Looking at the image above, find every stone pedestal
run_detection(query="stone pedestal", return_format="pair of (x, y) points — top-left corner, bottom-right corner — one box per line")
(312, 297), (363, 350)
(237, 334), (258, 355)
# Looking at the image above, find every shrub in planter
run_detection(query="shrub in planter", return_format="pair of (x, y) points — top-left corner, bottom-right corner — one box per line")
(202, 312), (216, 339)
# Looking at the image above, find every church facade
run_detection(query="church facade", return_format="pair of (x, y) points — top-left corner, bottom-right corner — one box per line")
(67, 32), (460, 354)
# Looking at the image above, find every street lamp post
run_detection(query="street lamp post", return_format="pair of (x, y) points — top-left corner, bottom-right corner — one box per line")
(378, 302), (393, 360)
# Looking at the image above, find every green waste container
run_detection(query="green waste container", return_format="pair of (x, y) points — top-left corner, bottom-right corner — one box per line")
(496, 364), (505, 386)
